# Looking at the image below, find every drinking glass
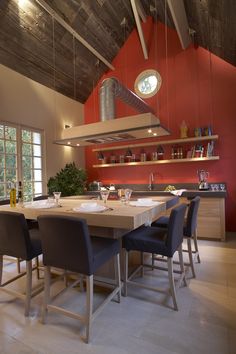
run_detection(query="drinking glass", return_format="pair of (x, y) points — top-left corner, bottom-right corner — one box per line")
(117, 189), (126, 203)
(100, 190), (110, 205)
(53, 192), (61, 206)
(124, 189), (132, 205)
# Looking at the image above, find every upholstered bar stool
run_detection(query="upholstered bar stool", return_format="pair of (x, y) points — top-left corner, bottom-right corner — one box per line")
(0, 211), (42, 316)
(123, 204), (187, 311)
(152, 196), (201, 278)
(38, 215), (121, 343)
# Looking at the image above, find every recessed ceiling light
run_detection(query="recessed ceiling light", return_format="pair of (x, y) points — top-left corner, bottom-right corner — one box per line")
(153, 132), (157, 136)
(148, 129), (152, 133)
(76, 143), (80, 146)
(67, 142), (71, 145)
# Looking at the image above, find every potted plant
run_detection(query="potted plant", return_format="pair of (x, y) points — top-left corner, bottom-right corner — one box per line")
(47, 162), (87, 197)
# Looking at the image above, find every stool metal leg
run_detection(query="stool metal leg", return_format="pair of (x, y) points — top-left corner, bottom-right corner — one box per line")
(193, 230), (201, 263)
(0, 254), (3, 285)
(25, 260), (32, 316)
(114, 254), (121, 303)
(123, 250), (128, 297)
(85, 275), (93, 344)
(178, 244), (187, 287)
(187, 238), (196, 278)
(42, 266), (51, 324)
(167, 257), (178, 311)
(17, 258), (21, 274)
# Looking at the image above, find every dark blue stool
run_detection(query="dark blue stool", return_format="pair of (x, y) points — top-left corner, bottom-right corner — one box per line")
(0, 211), (42, 316)
(38, 214), (121, 343)
(152, 196), (201, 277)
(123, 204), (187, 311)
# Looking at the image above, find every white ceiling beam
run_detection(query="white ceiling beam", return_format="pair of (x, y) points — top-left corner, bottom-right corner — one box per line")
(35, 0), (115, 70)
(167, 0), (192, 50)
(135, 0), (147, 23)
(130, 0), (148, 59)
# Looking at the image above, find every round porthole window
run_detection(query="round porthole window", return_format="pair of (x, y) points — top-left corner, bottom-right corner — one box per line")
(134, 69), (162, 98)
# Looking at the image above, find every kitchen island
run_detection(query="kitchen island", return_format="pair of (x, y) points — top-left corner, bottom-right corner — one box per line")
(87, 185), (226, 241)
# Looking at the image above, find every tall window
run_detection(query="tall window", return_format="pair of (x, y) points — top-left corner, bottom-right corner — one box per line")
(0, 122), (44, 201)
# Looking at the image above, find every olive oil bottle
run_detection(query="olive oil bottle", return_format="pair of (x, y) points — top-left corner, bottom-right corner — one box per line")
(10, 182), (16, 207)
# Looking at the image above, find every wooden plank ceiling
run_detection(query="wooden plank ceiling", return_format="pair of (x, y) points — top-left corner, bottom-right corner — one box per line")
(0, 0), (235, 104)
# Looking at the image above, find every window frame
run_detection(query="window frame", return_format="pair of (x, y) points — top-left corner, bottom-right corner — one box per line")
(134, 69), (162, 99)
(0, 121), (46, 201)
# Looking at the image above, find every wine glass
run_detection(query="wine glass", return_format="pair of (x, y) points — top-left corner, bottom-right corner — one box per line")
(117, 189), (126, 203)
(124, 189), (132, 205)
(53, 192), (61, 207)
(100, 190), (110, 205)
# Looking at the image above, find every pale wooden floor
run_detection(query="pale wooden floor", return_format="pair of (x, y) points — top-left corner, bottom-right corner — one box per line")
(0, 234), (235, 354)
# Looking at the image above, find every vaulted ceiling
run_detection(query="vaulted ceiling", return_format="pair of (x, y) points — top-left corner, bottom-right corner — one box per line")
(0, 0), (235, 104)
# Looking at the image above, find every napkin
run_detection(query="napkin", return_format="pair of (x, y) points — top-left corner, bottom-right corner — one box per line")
(170, 189), (187, 196)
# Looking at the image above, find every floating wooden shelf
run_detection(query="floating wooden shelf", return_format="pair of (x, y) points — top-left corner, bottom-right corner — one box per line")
(93, 156), (220, 168)
(92, 135), (219, 152)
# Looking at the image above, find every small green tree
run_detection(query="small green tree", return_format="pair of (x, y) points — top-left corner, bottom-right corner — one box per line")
(47, 162), (87, 197)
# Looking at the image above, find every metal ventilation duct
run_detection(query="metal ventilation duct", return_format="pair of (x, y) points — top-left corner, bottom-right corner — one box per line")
(55, 78), (170, 147)
(99, 77), (155, 121)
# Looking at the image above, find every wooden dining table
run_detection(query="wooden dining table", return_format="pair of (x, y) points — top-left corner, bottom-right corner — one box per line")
(0, 195), (177, 238)
(0, 195), (178, 278)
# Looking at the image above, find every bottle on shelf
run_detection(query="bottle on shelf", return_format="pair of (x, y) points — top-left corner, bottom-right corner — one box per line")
(10, 182), (16, 207)
(18, 181), (24, 207)
(180, 120), (188, 138)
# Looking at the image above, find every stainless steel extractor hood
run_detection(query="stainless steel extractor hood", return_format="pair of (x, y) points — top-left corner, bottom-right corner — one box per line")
(55, 113), (170, 147)
(55, 78), (170, 147)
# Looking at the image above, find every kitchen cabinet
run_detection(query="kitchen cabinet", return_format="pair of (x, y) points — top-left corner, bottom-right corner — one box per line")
(92, 135), (219, 168)
(162, 196), (225, 241)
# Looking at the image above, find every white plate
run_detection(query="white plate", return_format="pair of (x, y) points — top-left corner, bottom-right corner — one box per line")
(129, 201), (160, 207)
(80, 202), (98, 209)
(24, 201), (57, 209)
(72, 205), (107, 213)
(137, 198), (153, 204)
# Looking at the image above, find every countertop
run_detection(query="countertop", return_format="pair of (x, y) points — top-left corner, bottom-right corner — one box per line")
(86, 183), (227, 199)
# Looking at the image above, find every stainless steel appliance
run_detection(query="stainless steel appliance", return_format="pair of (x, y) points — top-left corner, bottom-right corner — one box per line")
(198, 170), (209, 190)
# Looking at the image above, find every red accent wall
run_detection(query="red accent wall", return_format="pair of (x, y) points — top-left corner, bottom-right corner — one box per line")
(84, 18), (236, 231)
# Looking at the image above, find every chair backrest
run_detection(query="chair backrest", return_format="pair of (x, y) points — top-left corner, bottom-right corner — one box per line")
(166, 203), (187, 256)
(185, 196), (200, 237)
(0, 211), (34, 260)
(33, 195), (48, 201)
(0, 199), (10, 205)
(37, 215), (94, 275)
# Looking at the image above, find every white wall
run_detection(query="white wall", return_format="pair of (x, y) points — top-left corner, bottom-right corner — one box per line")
(0, 64), (85, 192)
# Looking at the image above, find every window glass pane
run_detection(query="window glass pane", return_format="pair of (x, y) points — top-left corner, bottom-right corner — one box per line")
(0, 125), (4, 138)
(33, 144), (41, 156)
(34, 157), (41, 169)
(0, 155), (4, 168)
(22, 156), (32, 170)
(23, 168), (32, 181)
(0, 170), (4, 182)
(34, 170), (42, 181)
(22, 143), (32, 156)
(24, 181), (33, 198)
(6, 141), (16, 154)
(5, 126), (16, 140)
(34, 182), (42, 194)
(33, 132), (41, 144)
(6, 168), (17, 182)
(6, 155), (16, 169)
(22, 130), (31, 143)
(0, 184), (5, 198)
(0, 140), (4, 153)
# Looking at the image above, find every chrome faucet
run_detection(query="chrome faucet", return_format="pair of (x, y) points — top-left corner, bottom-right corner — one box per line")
(148, 173), (154, 191)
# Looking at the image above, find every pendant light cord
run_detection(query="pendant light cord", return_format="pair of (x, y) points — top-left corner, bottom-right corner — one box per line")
(164, 0), (170, 130)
